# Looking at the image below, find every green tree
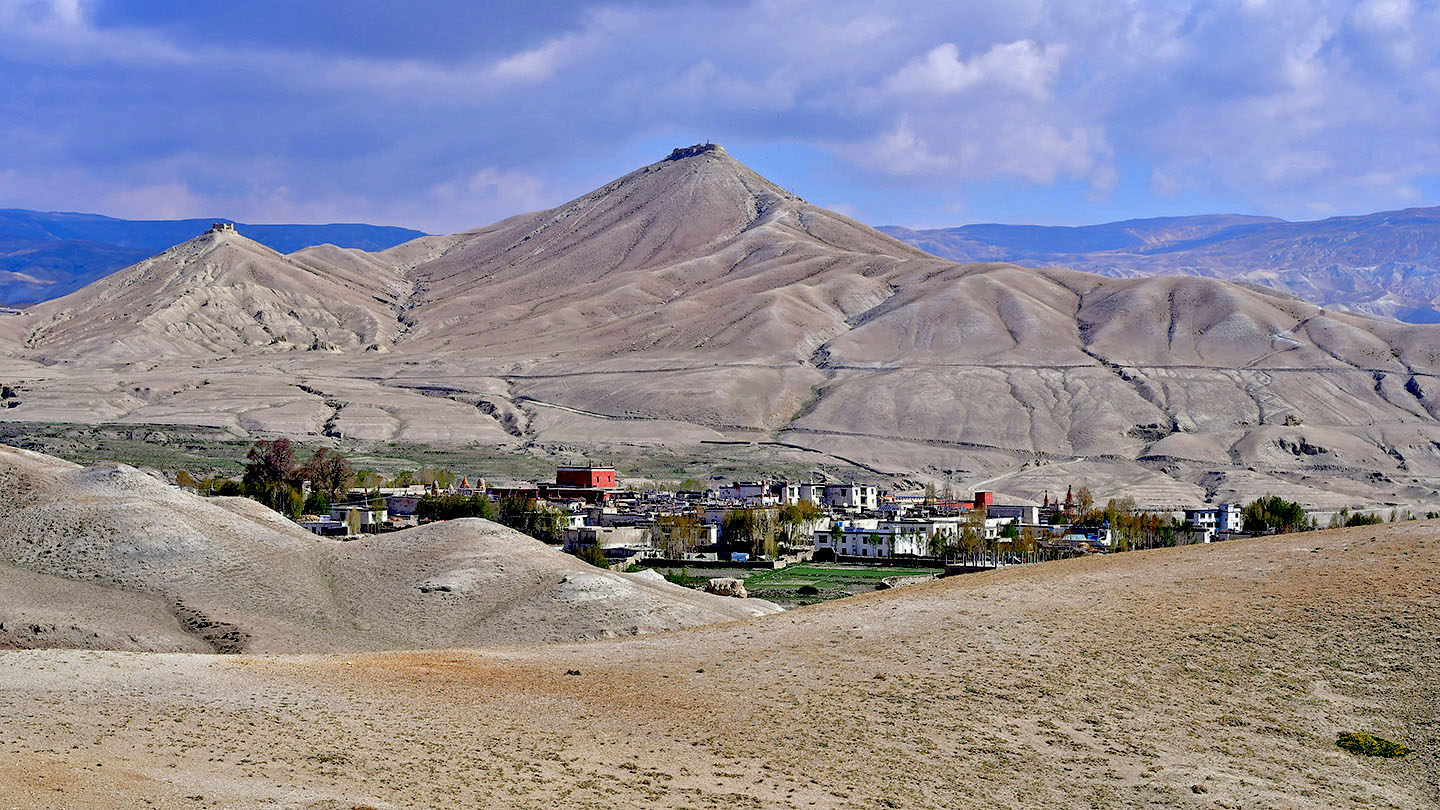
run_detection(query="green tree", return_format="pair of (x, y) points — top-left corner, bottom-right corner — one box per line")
(1344, 511), (1383, 527)
(1243, 495), (1310, 534)
(303, 491), (330, 516)
(653, 511), (705, 558)
(298, 447), (353, 503)
(242, 438), (302, 517)
(390, 470), (419, 487)
(575, 544), (610, 568)
(777, 500), (824, 546)
(210, 478), (244, 496)
(497, 495), (564, 543)
(416, 493), (497, 521)
(958, 507), (986, 556)
(926, 528), (954, 558)
(721, 506), (778, 558)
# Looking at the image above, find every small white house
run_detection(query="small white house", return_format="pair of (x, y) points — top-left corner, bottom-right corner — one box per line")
(716, 481), (778, 506)
(823, 484), (878, 512)
(815, 525), (931, 557)
(1185, 503), (1243, 533)
(780, 482), (825, 505)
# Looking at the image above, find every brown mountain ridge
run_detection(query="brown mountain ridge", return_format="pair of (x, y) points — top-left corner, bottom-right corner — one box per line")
(4, 144), (1440, 508)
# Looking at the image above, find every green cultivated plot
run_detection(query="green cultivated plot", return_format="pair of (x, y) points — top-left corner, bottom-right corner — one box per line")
(742, 564), (943, 605)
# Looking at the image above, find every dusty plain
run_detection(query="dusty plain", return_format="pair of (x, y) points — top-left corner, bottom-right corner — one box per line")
(0, 520), (1434, 808)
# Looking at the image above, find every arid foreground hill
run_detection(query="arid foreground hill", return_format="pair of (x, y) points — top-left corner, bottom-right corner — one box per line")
(0, 517), (1433, 808)
(0, 445), (778, 653)
(6, 144), (1440, 507)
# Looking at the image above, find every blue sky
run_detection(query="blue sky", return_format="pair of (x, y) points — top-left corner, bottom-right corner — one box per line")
(1, 0), (1437, 232)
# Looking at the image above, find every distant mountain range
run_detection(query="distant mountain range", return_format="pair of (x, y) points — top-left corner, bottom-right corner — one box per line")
(0, 209), (426, 306)
(881, 207), (1440, 324)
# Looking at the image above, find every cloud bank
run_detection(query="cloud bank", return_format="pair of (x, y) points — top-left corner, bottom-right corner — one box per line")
(0, 0), (1435, 231)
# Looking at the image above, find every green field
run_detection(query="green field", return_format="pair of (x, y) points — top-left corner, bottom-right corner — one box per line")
(743, 564), (943, 605)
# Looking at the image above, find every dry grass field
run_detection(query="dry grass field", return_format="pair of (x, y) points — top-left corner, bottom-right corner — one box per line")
(1, 519), (1433, 809)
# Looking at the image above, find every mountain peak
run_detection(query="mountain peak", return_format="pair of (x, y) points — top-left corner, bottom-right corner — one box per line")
(664, 143), (726, 161)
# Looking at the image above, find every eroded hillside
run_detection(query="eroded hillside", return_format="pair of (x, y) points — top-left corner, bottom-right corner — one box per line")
(4, 147), (1440, 508)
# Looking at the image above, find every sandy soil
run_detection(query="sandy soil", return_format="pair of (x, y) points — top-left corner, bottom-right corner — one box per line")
(1, 520), (1433, 809)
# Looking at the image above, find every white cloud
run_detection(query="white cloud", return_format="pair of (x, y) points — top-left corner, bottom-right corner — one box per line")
(1353, 0), (1413, 29)
(887, 40), (1063, 100)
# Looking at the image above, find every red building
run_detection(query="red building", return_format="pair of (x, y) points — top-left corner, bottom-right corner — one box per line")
(554, 465), (616, 489)
(540, 464), (617, 505)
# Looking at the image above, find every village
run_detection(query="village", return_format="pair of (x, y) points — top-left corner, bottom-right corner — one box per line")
(274, 456), (1282, 603)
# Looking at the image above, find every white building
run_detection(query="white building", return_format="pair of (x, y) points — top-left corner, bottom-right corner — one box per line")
(1058, 528), (1113, 550)
(1185, 503), (1242, 533)
(780, 482), (825, 505)
(823, 484), (878, 512)
(815, 525), (932, 557)
(1215, 503), (1243, 532)
(1184, 508), (1218, 531)
(562, 525), (651, 552)
(330, 505), (387, 533)
(716, 481), (778, 506)
(987, 504), (1040, 525)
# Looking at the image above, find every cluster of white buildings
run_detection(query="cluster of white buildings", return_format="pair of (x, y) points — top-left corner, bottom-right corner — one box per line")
(717, 481), (879, 511)
(297, 462), (1252, 561)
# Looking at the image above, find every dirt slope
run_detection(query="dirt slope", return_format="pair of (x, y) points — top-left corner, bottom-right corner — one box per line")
(0, 519), (1432, 808)
(0, 445), (777, 653)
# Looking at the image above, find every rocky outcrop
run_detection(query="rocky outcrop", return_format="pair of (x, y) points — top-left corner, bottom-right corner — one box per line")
(705, 577), (749, 598)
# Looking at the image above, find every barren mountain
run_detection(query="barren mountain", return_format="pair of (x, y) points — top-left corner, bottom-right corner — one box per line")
(0, 208), (424, 307)
(1, 518), (1433, 808)
(19, 226), (409, 362)
(0, 445), (777, 653)
(5, 145), (1440, 508)
(882, 206), (1440, 323)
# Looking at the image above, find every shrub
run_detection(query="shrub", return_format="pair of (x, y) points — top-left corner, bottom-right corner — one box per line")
(574, 545), (609, 569)
(416, 493), (495, 521)
(212, 479), (244, 496)
(797, 584), (820, 596)
(303, 492), (330, 516)
(1336, 732), (1411, 758)
(1344, 512), (1383, 527)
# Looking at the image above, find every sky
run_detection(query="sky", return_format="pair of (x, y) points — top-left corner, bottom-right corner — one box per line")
(0, 0), (1437, 233)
